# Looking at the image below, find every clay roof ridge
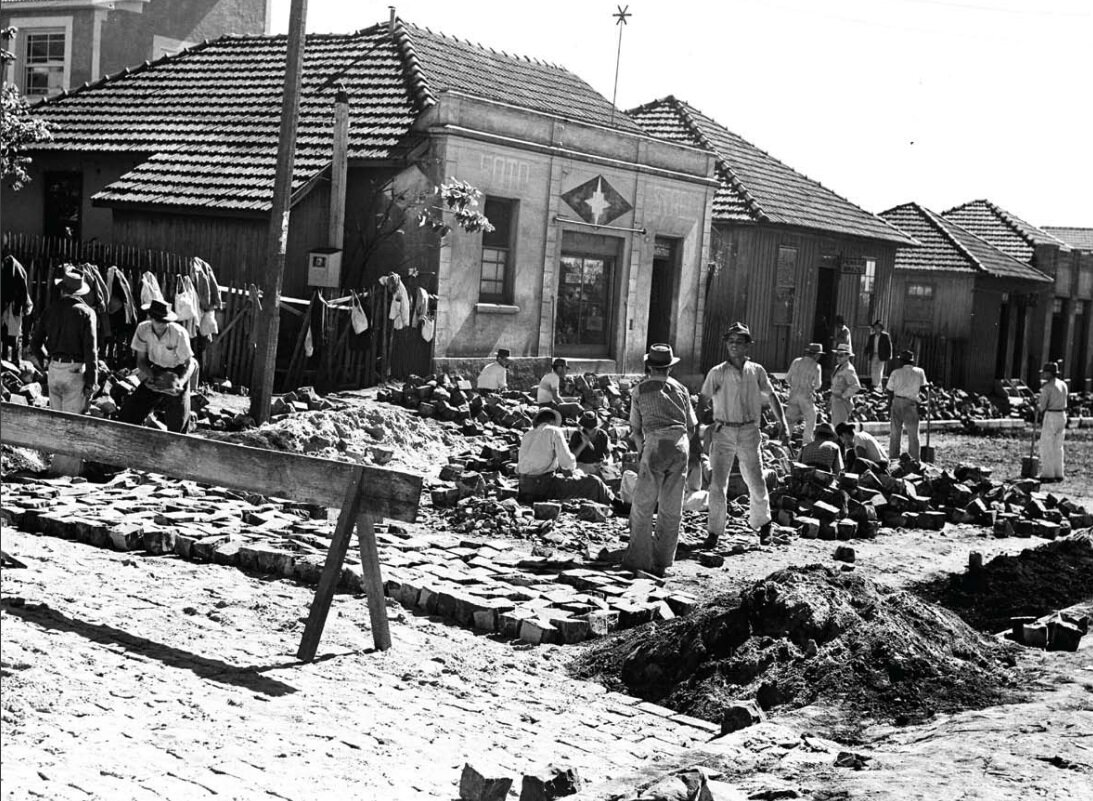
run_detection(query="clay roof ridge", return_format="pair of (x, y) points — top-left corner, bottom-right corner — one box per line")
(666, 97), (770, 224)
(916, 203), (987, 274)
(390, 18), (437, 111)
(942, 199), (1070, 252)
(401, 20), (564, 71)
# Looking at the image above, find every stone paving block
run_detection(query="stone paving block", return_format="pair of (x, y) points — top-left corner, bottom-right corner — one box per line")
(213, 539), (244, 565)
(109, 522), (145, 551)
(519, 618), (559, 645)
(142, 528), (177, 555)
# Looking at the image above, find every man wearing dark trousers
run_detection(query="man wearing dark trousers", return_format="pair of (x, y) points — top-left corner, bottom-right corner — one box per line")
(119, 299), (195, 433)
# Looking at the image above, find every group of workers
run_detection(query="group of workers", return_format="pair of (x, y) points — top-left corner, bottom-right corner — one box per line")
(480, 315), (1071, 577)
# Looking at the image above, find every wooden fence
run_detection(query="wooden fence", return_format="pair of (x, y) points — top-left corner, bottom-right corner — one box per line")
(3, 232), (432, 393)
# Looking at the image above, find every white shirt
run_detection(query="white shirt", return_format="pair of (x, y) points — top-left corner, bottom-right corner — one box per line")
(130, 320), (193, 368)
(476, 361), (508, 391)
(517, 425), (575, 475)
(536, 371), (561, 404)
(887, 365), (927, 400)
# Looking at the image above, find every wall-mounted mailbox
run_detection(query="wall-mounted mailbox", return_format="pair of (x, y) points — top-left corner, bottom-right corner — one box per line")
(308, 248), (342, 288)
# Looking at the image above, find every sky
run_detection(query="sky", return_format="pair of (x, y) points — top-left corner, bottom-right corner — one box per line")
(269, 0), (1092, 228)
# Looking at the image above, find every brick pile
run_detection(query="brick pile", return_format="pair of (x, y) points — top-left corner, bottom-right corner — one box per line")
(0, 472), (697, 646)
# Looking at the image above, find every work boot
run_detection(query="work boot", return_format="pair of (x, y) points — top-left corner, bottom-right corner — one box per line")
(757, 522), (773, 545)
(701, 532), (720, 550)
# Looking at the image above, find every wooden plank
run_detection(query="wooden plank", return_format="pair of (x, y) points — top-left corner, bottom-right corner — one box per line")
(356, 513), (391, 651)
(296, 471), (364, 661)
(0, 403), (421, 520)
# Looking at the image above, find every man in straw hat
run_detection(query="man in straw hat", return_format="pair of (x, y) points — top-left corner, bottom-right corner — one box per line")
(516, 406), (613, 504)
(119, 298), (196, 433)
(700, 322), (788, 547)
(30, 265), (98, 475)
(886, 349), (928, 460)
(829, 343), (862, 426)
(623, 343), (697, 576)
(784, 342), (824, 444)
(1036, 361), (1068, 483)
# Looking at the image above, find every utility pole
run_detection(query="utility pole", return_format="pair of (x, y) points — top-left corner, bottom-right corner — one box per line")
(250, 0), (309, 423)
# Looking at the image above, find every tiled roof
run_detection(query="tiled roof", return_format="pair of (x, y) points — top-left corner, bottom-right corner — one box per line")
(941, 200), (1071, 262)
(28, 18), (636, 212)
(1042, 226), (1093, 252)
(881, 203), (1050, 283)
(627, 96), (916, 245)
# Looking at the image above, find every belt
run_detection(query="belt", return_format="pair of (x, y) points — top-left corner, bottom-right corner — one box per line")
(1044, 409), (1066, 413)
(714, 419), (756, 428)
(49, 356), (82, 364)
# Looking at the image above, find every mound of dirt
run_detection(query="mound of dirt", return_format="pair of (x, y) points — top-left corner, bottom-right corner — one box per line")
(916, 535), (1093, 634)
(206, 404), (453, 475)
(570, 564), (1016, 730)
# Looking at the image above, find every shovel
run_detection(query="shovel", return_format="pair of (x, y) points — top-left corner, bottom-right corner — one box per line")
(920, 384), (936, 463)
(1021, 410), (1040, 478)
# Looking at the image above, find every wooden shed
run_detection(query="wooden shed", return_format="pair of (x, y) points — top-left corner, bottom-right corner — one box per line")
(628, 97), (917, 375)
(880, 203), (1052, 392)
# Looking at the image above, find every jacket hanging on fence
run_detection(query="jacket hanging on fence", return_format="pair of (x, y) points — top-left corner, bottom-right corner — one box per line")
(79, 263), (111, 341)
(411, 285), (429, 328)
(381, 273), (411, 330)
(1, 256), (32, 341)
(189, 256), (223, 337)
(174, 275), (199, 336)
(304, 290), (327, 359)
(140, 272), (165, 308)
(105, 266), (138, 325)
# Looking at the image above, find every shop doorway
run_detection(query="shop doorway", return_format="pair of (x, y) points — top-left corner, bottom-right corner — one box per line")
(43, 171), (82, 240)
(555, 254), (615, 357)
(647, 237), (678, 349)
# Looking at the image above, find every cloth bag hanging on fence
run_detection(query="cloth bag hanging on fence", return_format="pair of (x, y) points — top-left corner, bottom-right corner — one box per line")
(421, 312), (436, 343)
(350, 291), (369, 334)
(174, 274), (199, 336)
(140, 271), (165, 308)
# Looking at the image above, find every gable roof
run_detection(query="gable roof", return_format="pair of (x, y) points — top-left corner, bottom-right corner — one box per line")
(941, 199), (1070, 262)
(880, 203), (1050, 283)
(1042, 226), (1093, 252)
(28, 18), (636, 213)
(627, 96), (915, 246)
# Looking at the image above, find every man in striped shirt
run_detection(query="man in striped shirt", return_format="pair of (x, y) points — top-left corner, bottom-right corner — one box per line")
(623, 344), (696, 576)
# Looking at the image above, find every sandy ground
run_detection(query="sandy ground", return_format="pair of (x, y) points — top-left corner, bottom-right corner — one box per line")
(2, 399), (1092, 800)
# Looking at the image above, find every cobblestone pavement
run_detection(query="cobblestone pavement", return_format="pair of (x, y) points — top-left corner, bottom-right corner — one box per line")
(1, 527), (718, 801)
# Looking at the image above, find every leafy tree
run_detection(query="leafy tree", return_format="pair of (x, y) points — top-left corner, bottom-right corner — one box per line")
(1, 27), (54, 191)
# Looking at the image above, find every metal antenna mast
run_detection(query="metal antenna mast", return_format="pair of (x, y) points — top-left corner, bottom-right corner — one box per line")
(610, 5), (631, 124)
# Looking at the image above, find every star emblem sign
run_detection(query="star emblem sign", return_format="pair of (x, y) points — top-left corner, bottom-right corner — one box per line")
(561, 175), (633, 227)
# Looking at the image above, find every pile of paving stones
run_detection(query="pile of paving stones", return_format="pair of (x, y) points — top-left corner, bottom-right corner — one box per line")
(769, 457), (1093, 543)
(0, 471), (697, 645)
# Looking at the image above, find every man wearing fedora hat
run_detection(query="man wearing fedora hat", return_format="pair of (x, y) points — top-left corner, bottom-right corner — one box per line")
(623, 343), (697, 575)
(829, 343), (862, 426)
(119, 298), (196, 433)
(784, 342), (824, 444)
(536, 357), (569, 405)
(1036, 361), (1068, 482)
(517, 407), (613, 504)
(864, 320), (892, 389)
(886, 349), (928, 460)
(30, 265), (99, 476)
(476, 348), (511, 393)
(700, 322), (788, 547)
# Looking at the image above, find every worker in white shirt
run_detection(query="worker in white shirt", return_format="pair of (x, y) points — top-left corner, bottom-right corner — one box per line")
(1036, 361), (1069, 482)
(536, 357), (568, 405)
(476, 348), (510, 393)
(886, 350), (928, 460)
(784, 342), (823, 444)
(516, 407), (613, 504)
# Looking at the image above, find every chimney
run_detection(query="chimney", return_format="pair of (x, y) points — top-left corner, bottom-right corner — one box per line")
(328, 86), (350, 251)
(389, 6), (397, 34)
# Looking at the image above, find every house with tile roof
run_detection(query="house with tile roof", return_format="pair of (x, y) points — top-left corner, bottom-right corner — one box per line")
(1, 0), (269, 100)
(627, 96), (917, 376)
(879, 203), (1051, 392)
(942, 201), (1092, 387)
(2, 15), (719, 381)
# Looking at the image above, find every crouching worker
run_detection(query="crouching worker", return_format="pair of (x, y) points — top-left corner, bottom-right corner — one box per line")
(835, 421), (888, 473)
(119, 299), (196, 433)
(569, 411), (610, 478)
(517, 407), (613, 504)
(798, 422), (844, 473)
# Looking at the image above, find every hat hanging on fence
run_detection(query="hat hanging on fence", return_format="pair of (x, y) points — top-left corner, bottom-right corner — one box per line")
(143, 298), (178, 322)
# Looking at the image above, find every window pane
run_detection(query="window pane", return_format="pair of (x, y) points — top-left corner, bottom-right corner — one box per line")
(483, 198), (513, 249)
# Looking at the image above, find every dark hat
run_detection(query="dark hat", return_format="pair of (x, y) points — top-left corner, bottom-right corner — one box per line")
(1040, 361), (1058, 376)
(578, 410), (600, 429)
(805, 342), (825, 355)
(814, 422), (836, 439)
(497, 348), (511, 359)
(54, 266), (90, 296)
(644, 343), (680, 368)
(898, 350), (916, 365)
(143, 298), (178, 322)
(871, 319), (884, 328)
(723, 322), (752, 342)
(551, 357), (568, 370)
(835, 422), (857, 437)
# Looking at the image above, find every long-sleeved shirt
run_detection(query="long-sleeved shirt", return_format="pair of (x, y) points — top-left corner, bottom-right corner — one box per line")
(830, 362), (862, 399)
(517, 424), (575, 476)
(630, 375), (696, 435)
(887, 365), (927, 400)
(786, 356), (822, 397)
(1038, 378), (1068, 414)
(476, 361), (508, 391)
(799, 439), (844, 473)
(31, 296), (98, 388)
(853, 431), (888, 463)
(569, 428), (610, 464)
(701, 359), (774, 424)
